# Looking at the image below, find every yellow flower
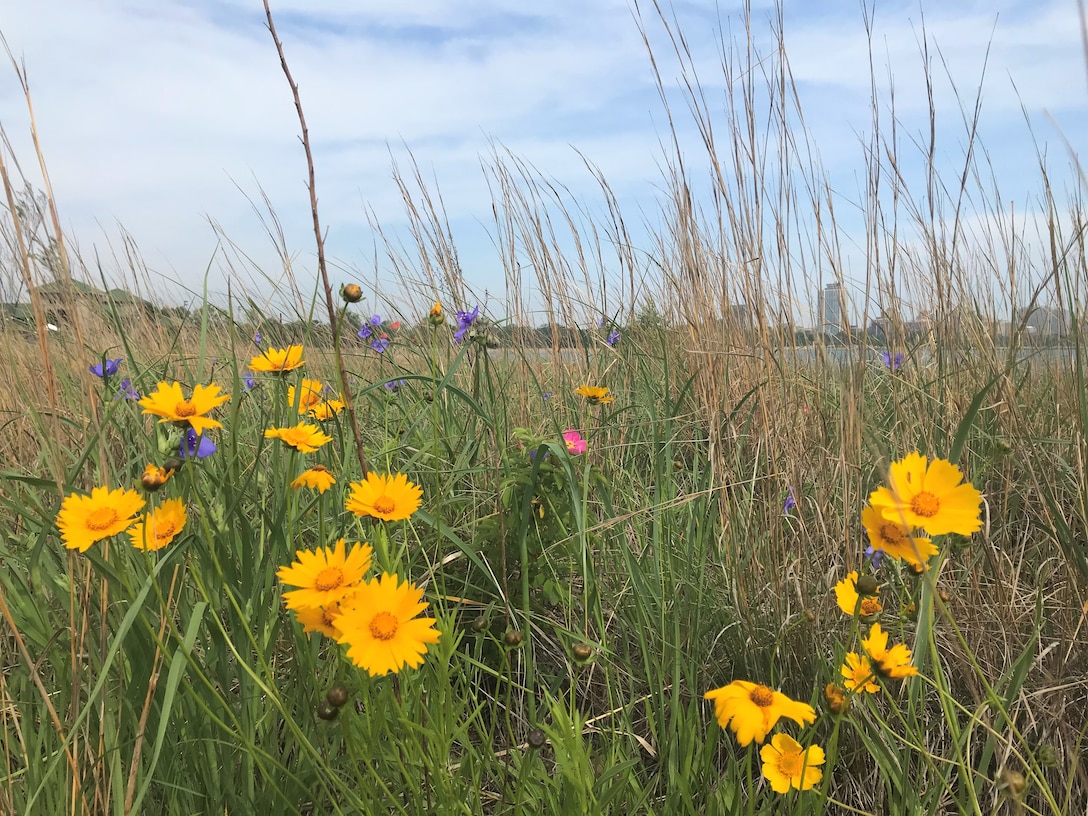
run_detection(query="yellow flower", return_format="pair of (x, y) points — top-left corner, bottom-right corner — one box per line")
(862, 623), (919, 680)
(345, 472), (423, 521)
(840, 653), (880, 693)
(704, 680), (816, 746)
(287, 379), (344, 420)
(56, 486), (146, 552)
(760, 733), (825, 793)
(138, 382), (230, 435)
(869, 452), (983, 536)
(264, 422), (333, 453)
(249, 345), (305, 374)
(824, 683), (849, 715)
(291, 465), (336, 493)
(834, 571), (883, 618)
(128, 498), (187, 551)
(139, 463), (175, 492)
(574, 384), (614, 405)
(861, 504), (936, 565)
(428, 300), (444, 326)
(293, 598), (349, 639)
(276, 539), (373, 610)
(334, 573), (441, 676)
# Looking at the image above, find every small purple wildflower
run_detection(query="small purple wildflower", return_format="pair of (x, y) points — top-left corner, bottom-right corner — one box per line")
(453, 306), (479, 343)
(90, 357), (123, 378)
(370, 336), (390, 354)
(254, 332), (262, 346)
(115, 378), (140, 400)
(783, 487), (797, 514)
(181, 428), (216, 459)
(541, 392), (553, 401)
(384, 379), (407, 393)
(882, 351), (904, 372)
(243, 373), (256, 390)
(606, 328), (620, 348)
(864, 544), (885, 569)
(358, 314), (382, 341)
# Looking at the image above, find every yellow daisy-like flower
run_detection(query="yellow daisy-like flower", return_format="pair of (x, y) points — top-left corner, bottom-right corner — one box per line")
(573, 384), (614, 405)
(138, 382), (230, 436)
(703, 680), (816, 746)
(249, 345), (305, 374)
(291, 465), (336, 494)
(428, 301), (444, 324)
(287, 379), (344, 420)
(345, 472), (423, 521)
(56, 486), (146, 552)
(293, 598), (350, 639)
(139, 463), (175, 492)
(128, 498), (187, 551)
(870, 451), (983, 537)
(834, 571), (883, 618)
(861, 504), (937, 565)
(862, 623), (919, 680)
(264, 422), (333, 453)
(760, 733), (825, 793)
(334, 573), (442, 676)
(276, 539), (373, 610)
(841, 653), (880, 693)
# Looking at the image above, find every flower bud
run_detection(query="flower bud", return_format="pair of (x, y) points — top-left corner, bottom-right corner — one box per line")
(527, 728), (547, 750)
(326, 685), (349, 708)
(341, 283), (363, 303)
(503, 629), (523, 648)
(998, 768), (1026, 799)
(316, 701), (339, 721)
(470, 615), (488, 633)
(572, 643), (594, 662)
(855, 575), (879, 596)
(428, 300), (444, 326)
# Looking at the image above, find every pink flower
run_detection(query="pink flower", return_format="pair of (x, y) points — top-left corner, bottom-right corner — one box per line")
(563, 429), (587, 455)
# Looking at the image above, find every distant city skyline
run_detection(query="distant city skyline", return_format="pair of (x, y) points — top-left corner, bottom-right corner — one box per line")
(0, 0), (1085, 322)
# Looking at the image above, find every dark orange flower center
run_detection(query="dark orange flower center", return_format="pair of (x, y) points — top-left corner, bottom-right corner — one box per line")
(311, 465), (328, 473)
(174, 400), (198, 418)
(373, 497), (396, 515)
(369, 611), (399, 640)
(777, 751), (803, 777)
(86, 507), (119, 531)
(860, 598), (882, 617)
(749, 685), (775, 707)
(910, 491), (940, 517)
(154, 520), (177, 540)
(314, 567), (345, 592)
(300, 391), (321, 408)
(878, 523), (906, 546)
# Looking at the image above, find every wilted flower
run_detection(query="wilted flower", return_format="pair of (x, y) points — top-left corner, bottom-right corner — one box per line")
(454, 306), (479, 343)
(140, 463), (174, 492)
(90, 357), (123, 378)
(115, 378), (140, 400)
(428, 301), (444, 326)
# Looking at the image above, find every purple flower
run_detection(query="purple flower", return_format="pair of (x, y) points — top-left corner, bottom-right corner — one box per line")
(453, 306), (479, 343)
(181, 428), (216, 459)
(370, 336), (390, 354)
(384, 379), (407, 393)
(358, 315), (382, 341)
(783, 487), (797, 514)
(90, 357), (123, 377)
(254, 332), (262, 346)
(606, 328), (620, 347)
(541, 392), (553, 401)
(864, 544), (885, 569)
(243, 373), (256, 390)
(882, 351), (904, 372)
(114, 378), (140, 400)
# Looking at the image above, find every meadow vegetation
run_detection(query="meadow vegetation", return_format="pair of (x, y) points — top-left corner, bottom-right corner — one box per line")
(1, 3), (1086, 814)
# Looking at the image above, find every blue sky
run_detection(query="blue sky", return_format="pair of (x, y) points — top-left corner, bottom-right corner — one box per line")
(0, 0), (1084, 324)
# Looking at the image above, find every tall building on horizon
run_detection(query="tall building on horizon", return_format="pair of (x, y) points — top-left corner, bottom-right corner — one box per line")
(817, 282), (845, 333)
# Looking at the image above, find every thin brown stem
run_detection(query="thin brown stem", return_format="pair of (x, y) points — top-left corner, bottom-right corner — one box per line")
(262, 0), (368, 476)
